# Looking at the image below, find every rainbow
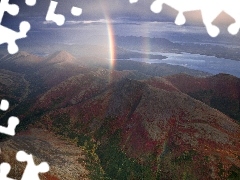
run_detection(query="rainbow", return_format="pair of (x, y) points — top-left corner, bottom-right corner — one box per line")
(106, 17), (116, 71)
(99, 2), (116, 82)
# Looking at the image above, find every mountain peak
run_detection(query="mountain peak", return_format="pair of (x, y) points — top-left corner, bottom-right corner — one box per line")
(0, 51), (43, 64)
(213, 73), (237, 79)
(1, 51), (31, 60)
(46, 50), (76, 64)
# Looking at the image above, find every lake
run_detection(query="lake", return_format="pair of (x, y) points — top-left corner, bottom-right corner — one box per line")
(127, 52), (240, 78)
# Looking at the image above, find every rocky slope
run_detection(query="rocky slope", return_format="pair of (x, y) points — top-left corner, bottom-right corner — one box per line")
(25, 75), (239, 179)
(165, 73), (240, 123)
(0, 128), (89, 180)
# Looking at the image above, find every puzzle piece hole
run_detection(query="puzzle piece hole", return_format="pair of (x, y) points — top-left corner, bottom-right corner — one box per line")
(0, 116), (19, 136)
(0, 163), (11, 175)
(46, 1), (65, 26)
(228, 23), (239, 35)
(25, 0), (36, 6)
(175, 13), (186, 25)
(151, 1), (163, 13)
(19, 21), (31, 32)
(71, 6), (82, 16)
(7, 4), (19, 16)
(8, 42), (18, 55)
(16, 151), (50, 179)
(129, 0), (138, 4)
(0, 100), (9, 111)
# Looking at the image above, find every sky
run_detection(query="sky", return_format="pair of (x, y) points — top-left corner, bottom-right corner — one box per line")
(5, 0), (172, 22)
(1, 0), (240, 55)
(0, 0), (172, 54)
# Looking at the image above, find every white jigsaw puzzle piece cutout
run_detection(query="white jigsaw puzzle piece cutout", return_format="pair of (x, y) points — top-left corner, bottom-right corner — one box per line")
(71, 6), (82, 16)
(131, 0), (240, 37)
(0, 99), (9, 111)
(0, 22), (30, 54)
(46, 0), (65, 26)
(0, 99), (19, 136)
(129, 0), (138, 4)
(0, 116), (19, 136)
(0, 163), (16, 180)
(0, 0), (19, 23)
(150, 0), (221, 37)
(25, 0), (37, 6)
(0, 0), (31, 54)
(16, 151), (50, 180)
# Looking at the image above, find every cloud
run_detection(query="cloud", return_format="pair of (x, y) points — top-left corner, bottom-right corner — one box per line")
(64, 19), (110, 25)
(43, 21), (55, 25)
(42, 18), (123, 26)
(82, 19), (109, 24)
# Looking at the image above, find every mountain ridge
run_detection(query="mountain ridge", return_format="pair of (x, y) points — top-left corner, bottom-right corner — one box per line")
(0, 51), (239, 179)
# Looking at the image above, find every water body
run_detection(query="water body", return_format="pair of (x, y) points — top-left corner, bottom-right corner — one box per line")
(128, 52), (240, 78)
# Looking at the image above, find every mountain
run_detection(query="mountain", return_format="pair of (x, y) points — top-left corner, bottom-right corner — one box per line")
(21, 75), (240, 179)
(0, 51), (44, 72)
(0, 69), (29, 104)
(165, 73), (240, 123)
(44, 51), (77, 64)
(0, 51), (239, 179)
(36, 51), (89, 88)
(115, 36), (180, 52)
(115, 60), (211, 77)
